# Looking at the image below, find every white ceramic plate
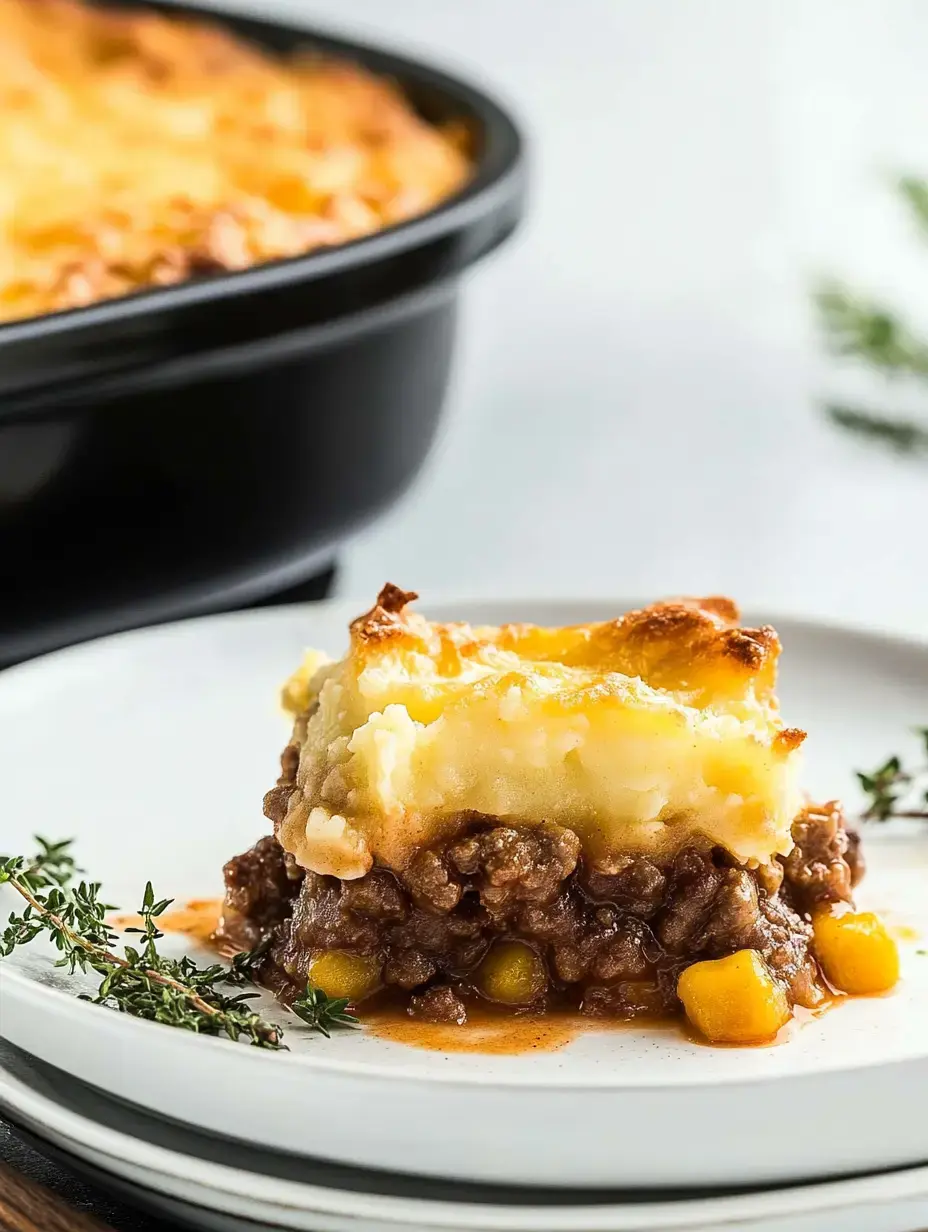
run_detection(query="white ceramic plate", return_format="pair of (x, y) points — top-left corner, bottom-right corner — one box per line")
(6, 1040), (928, 1232)
(1, 600), (927, 1192)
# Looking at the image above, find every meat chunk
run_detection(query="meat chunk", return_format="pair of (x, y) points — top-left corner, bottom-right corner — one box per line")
(409, 986), (467, 1025)
(581, 980), (672, 1020)
(219, 834), (302, 950)
(384, 949), (437, 990)
(285, 872), (383, 955)
(552, 910), (655, 985)
(404, 849), (462, 913)
(655, 847), (727, 956)
(449, 822), (580, 910)
(844, 826), (866, 888)
(391, 900), (490, 974)
(757, 893), (819, 1007)
(263, 744), (300, 825)
(582, 854), (667, 916)
(699, 869), (765, 955)
(781, 801), (854, 910)
(517, 890), (584, 946)
(340, 869), (408, 922)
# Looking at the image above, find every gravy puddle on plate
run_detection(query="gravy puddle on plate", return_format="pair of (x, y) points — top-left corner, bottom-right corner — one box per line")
(361, 1001), (833, 1054)
(362, 1004), (587, 1055)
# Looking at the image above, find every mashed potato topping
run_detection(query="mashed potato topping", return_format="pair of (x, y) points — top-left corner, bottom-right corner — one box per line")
(276, 585), (806, 879)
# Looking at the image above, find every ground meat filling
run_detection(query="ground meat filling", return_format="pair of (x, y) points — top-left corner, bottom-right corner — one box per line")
(218, 834), (302, 952)
(218, 800), (860, 1025)
(261, 744), (300, 830)
(781, 800), (856, 910)
(410, 986), (468, 1025)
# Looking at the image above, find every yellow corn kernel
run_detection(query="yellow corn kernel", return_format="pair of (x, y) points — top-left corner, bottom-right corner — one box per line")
(677, 950), (790, 1045)
(812, 908), (900, 995)
(307, 950), (381, 1003)
(477, 941), (545, 1006)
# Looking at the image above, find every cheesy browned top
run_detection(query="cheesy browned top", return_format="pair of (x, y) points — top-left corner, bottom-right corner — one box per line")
(0, 0), (470, 322)
(276, 585), (806, 879)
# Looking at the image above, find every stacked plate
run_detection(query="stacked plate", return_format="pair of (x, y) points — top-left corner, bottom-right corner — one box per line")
(2, 598), (928, 1232)
(3, 1038), (928, 1232)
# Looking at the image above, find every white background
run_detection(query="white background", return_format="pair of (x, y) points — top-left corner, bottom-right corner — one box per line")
(230, 0), (928, 633)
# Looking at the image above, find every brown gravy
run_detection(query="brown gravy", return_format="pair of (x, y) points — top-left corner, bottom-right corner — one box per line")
(363, 1004), (586, 1054)
(363, 1000), (838, 1054)
(360, 991), (689, 1054)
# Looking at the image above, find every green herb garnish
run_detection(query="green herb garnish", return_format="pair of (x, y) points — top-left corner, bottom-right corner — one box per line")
(824, 404), (928, 455)
(816, 283), (928, 379)
(856, 728), (928, 822)
(291, 983), (359, 1039)
(815, 175), (928, 453)
(0, 837), (358, 1047)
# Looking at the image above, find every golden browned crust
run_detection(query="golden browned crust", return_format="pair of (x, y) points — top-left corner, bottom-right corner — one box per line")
(608, 597), (780, 677)
(351, 583), (420, 643)
(774, 728), (808, 755)
(0, 0), (471, 323)
(345, 586), (794, 711)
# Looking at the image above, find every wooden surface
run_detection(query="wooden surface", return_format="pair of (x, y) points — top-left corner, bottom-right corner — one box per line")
(0, 1122), (171, 1232)
(0, 1159), (116, 1232)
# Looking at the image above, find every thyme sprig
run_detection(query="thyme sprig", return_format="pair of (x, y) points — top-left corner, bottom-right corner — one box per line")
(816, 283), (928, 378)
(0, 838), (358, 1046)
(825, 404), (928, 455)
(291, 984), (359, 1039)
(857, 728), (928, 822)
(815, 175), (928, 453)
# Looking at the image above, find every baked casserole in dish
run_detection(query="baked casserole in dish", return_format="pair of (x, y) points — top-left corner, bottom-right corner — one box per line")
(0, 0), (524, 667)
(0, 0), (471, 321)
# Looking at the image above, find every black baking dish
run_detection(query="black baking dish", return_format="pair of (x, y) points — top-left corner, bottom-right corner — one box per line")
(0, 0), (525, 666)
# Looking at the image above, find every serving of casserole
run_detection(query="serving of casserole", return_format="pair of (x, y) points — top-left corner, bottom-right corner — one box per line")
(218, 586), (900, 1046)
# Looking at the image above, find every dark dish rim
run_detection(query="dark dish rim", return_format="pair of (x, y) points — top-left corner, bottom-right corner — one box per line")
(0, 1), (526, 348)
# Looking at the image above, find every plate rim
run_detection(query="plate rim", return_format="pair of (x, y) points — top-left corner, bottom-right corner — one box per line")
(4, 1054), (928, 1232)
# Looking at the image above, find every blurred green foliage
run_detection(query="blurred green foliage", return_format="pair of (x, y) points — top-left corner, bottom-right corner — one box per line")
(816, 177), (928, 455)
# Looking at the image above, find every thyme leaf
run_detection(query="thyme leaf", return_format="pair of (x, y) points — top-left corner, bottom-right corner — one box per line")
(291, 983), (360, 1039)
(816, 283), (928, 378)
(815, 177), (928, 450)
(1, 838), (358, 1046)
(825, 405), (928, 455)
(856, 729), (928, 822)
